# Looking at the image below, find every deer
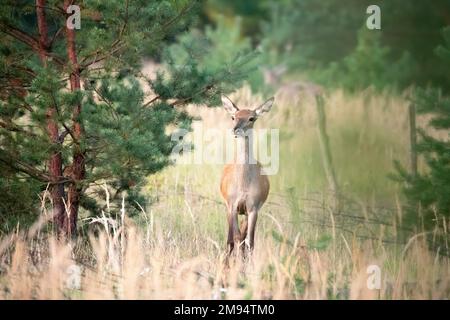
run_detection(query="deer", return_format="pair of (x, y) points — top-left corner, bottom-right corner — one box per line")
(263, 65), (323, 105)
(219, 95), (274, 257)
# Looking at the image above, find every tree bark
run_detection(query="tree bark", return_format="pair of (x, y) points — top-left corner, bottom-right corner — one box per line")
(64, 0), (85, 237)
(36, 0), (67, 231)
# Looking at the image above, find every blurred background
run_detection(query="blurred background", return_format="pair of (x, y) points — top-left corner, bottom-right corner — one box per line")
(146, 0), (450, 248)
(198, 0), (450, 91)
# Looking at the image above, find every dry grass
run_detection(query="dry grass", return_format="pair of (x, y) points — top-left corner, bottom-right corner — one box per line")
(0, 200), (449, 299)
(0, 86), (449, 300)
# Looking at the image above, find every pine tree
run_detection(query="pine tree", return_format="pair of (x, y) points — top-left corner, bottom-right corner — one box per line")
(395, 27), (450, 247)
(0, 0), (255, 236)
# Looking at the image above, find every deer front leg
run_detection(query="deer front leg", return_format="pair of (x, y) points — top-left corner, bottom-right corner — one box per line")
(227, 208), (240, 255)
(239, 215), (248, 256)
(245, 210), (258, 252)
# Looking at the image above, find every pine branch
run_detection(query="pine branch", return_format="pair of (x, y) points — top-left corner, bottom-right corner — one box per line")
(0, 120), (37, 138)
(49, 26), (63, 48)
(92, 87), (121, 122)
(142, 95), (161, 107)
(80, 40), (125, 71)
(79, 1), (128, 71)
(170, 84), (215, 107)
(120, 0), (129, 37)
(0, 23), (65, 66)
(50, 91), (78, 144)
(0, 23), (39, 48)
(0, 151), (51, 182)
(58, 129), (70, 143)
(160, 1), (197, 32)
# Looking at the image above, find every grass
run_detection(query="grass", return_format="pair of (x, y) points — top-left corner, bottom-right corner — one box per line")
(0, 86), (449, 299)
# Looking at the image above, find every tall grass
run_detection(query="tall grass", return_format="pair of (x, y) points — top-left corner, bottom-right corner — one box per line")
(0, 195), (448, 299)
(0, 86), (449, 299)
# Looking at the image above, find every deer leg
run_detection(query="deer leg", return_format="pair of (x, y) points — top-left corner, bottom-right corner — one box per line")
(239, 215), (248, 256)
(227, 212), (234, 254)
(240, 215), (248, 242)
(245, 210), (258, 252)
(227, 207), (240, 255)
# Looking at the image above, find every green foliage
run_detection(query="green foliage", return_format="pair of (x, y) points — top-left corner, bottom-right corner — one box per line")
(395, 88), (450, 235)
(258, 0), (450, 91)
(271, 230), (293, 246)
(395, 28), (450, 246)
(0, 165), (40, 234)
(0, 0), (257, 227)
(161, 15), (260, 99)
(316, 28), (415, 91)
(82, 76), (192, 211)
(307, 234), (332, 251)
(202, 0), (269, 37)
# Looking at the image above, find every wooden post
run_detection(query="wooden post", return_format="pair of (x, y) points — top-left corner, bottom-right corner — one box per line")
(316, 94), (339, 207)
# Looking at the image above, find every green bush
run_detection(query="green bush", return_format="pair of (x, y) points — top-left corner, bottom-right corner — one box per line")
(394, 28), (450, 248)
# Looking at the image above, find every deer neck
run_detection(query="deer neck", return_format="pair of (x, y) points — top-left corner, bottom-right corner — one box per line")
(234, 131), (257, 190)
(235, 131), (255, 165)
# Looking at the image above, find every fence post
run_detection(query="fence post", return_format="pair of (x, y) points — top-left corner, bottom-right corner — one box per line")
(315, 94), (339, 209)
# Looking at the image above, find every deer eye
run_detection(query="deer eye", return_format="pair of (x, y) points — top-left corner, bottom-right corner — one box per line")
(249, 117), (255, 122)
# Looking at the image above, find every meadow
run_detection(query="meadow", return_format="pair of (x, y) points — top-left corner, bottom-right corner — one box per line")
(0, 84), (448, 300)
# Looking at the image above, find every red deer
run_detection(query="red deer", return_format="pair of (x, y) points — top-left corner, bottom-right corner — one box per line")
(219, 95), (274, 256)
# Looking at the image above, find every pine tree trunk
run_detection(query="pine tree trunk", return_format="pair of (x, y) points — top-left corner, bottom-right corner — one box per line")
(64, 0), (85, 237)
(36, 0), (67, 231)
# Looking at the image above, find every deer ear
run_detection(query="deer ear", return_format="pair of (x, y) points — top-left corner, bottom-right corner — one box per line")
(221, 95), (239, 115)
(255, 97), (274, 116)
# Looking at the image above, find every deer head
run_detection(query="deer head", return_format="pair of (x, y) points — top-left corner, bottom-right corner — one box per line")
(221, 95), (274, 137)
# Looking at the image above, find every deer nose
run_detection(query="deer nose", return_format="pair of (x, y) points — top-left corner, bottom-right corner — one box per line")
(233, 127), (244, 137)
